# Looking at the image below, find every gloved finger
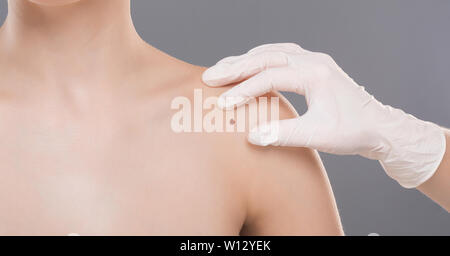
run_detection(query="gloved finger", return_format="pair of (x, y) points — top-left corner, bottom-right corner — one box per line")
(215, 43), (305, 65)
(247, 113), (317, 148)
(246, 43), (306, 55)
(217, 67), (305, 110)
(202, 51), (291, 87)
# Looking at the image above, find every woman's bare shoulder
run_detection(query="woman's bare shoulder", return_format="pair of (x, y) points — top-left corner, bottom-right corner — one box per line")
(178, 65), (343, 235)
(179, 64), (317, 167)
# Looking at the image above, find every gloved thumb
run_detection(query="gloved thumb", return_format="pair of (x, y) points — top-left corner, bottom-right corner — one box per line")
(247, 115), (317, 147)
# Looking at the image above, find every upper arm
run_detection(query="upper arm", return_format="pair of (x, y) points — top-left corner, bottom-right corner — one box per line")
(241, 146), (343, 235)
(198, 69), (343, 235)
(239, 95), (343, 235)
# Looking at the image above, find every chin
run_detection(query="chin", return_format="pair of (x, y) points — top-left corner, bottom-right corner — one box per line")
(28, 0), (82, 6)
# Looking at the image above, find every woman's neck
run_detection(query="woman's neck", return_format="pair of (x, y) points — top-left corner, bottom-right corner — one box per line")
(0, 0), (147, 87)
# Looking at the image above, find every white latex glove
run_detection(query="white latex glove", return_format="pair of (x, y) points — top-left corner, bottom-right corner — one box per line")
(202, 43), (446, 188)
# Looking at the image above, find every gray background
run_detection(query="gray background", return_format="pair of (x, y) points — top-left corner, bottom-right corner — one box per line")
(1, 0), (449, 235)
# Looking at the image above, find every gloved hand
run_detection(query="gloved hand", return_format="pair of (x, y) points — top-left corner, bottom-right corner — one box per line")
(202, 43), (446, 188)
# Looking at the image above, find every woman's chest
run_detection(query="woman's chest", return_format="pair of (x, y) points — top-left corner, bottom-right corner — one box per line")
(0, 118), (244, 235)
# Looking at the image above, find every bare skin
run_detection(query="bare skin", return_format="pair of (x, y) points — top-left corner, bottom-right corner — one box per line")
(0, 0), (342, 235)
